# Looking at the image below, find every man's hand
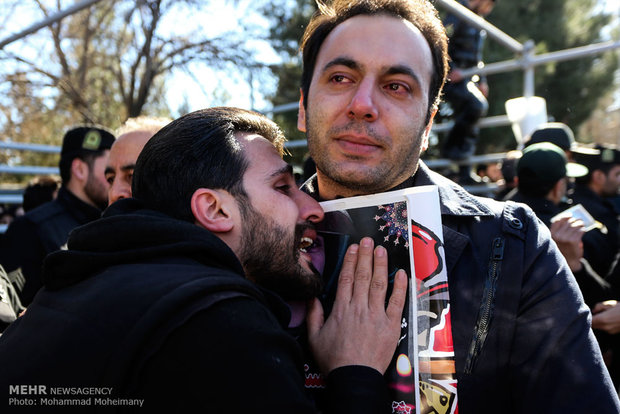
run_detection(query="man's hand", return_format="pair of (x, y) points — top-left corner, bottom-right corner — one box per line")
(592, 300), (620, 334)
(307, 237), (408, 375)
(549, 216), (585, 272)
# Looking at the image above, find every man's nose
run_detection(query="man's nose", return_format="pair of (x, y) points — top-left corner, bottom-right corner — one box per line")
(346, 80), (378, 121)
(109, 182), (131, 205)
(296, 190), (324, 224)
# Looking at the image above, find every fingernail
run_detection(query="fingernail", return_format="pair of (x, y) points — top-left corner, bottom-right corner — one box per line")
(376, 246), (385, 257)
(362, 237), (372, 247)
(349, 244), (359, 254)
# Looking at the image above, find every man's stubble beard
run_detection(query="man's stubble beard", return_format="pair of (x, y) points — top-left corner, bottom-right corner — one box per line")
(237, 197), (322, 301)
(305, 110), (424, 195)
(84, 169), (109, 210)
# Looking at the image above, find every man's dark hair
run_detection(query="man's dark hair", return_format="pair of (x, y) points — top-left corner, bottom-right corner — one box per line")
(574, 164), (616, 186)
(517, 177), (558, 198)
(58, 125), (115, 185)
(132, 107), (286, 222)
(300, 0), (449, 124)
(22, 176), (60, 212)
(59, 152), (106, 184)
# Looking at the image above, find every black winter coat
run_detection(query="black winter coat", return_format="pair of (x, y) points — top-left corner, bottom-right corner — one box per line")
(0, 187), (102, 305)
(0, 199), (387, 413)
(302, 163), (620, 413)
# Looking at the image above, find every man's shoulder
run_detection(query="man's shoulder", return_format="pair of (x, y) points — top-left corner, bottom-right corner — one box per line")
(21, 198), (68, 225)
(419, 166), (505, 218)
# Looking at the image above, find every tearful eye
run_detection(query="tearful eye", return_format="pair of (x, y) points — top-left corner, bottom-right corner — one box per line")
(330, 74), (352, 84)
(387, 83), (409, 93)
(276, 184), (291, 194)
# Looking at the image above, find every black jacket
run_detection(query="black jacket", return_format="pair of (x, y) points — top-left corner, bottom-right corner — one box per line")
(0, 187), (102, 305)
(571, 185), (620, 278)
(0, 199), (387, 413)
(503, 188), (559, 227)
(505, 188), (614, 308)
(443, 0), (486, 71)
(302, 163), (620, 413)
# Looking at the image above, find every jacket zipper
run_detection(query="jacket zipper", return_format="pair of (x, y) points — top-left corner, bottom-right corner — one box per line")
(464, 237), (505, 374)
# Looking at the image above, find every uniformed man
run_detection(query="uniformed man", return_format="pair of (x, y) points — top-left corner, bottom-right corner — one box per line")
(0, 126), (114, 305)
(571, 145), (620, 278)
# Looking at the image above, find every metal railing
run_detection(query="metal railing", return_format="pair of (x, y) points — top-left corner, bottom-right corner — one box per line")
(276, 0), (620, 149)
(1, 0), (619, 195)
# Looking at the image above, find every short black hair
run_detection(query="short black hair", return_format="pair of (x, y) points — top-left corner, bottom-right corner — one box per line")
(132, 107), (286, 222)
(22, 176), (60, 212)
(300, 0), (449, 124)
(58, 126), (115, 184)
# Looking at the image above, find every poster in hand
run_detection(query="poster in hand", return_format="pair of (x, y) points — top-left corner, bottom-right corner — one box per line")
(305, 186), (457, 414)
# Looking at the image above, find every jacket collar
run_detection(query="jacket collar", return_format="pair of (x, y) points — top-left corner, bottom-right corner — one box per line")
(44, 198), (245, 290)
(414, 162), (494, 217)
(56, 186), (103, 224)
(301, 161), (494, 218)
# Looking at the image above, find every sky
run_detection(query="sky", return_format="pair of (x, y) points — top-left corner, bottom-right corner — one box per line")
(0, 0), (282, 118)
(157, 0), (281, 115)
(0, 0), (618, 117)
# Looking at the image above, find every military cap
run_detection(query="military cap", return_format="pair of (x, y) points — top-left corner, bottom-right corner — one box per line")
(60, 126), (115, 162)
(572, 145), (620, 171)
(518, 142), (588, 185)
(524, 122), (575, 151)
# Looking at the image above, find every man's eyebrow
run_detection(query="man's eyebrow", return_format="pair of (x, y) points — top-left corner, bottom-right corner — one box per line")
(270, 164), (294, 179)
(322, 57), (361, 74)
(385, 64), (422, 87)
(104, 164), (136, 175)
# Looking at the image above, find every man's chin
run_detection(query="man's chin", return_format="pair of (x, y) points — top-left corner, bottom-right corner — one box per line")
(271, 267), (323, 302)
(299, 254), (320, 276)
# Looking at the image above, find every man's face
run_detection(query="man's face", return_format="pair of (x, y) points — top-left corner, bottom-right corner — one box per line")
(470, 0), (495, 16)
(236, 134), (325, 300)
(84, 151), (110, 210)
(602, 165), (620, 197)
(298, 15), (435, 199)
(105, 130), (153, 205)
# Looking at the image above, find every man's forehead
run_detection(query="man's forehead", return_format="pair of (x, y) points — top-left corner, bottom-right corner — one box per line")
(111, 130), (152, 152)
(236, 133), (283, 162)
(236, 133), (292, 178)
(315, 14), (433, 81)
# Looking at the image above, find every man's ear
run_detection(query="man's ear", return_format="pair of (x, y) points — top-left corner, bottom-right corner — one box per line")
(71, 158), (89, 183)
(191, 188), (234, 233)
(550, 179), (564, 201)
(421, 107), (438, 152)
(297, 90), (307, 132)
(592, 169), (606, 188)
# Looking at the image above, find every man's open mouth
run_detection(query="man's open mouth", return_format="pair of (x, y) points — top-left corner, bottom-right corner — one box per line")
(299, 236), (314, 253)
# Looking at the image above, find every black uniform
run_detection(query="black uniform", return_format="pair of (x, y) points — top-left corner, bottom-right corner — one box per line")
(571, 185), (620, 278)
(0, 187), (102, 305)
(441, 0), (489, 161)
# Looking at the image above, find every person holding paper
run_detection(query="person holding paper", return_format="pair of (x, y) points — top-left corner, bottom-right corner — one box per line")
(505, 142), (588, 227)
(0, 107), (407, 413)
(571, 145), (620, 278)
(295, 0), (619, 411)
(505, 143), (612, 307)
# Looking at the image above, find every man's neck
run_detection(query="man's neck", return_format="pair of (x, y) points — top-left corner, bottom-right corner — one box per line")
(316, 174), (364, 200)
(65, 180), (97, 208)
(315, 172), (417, 201)
(587, 182), (604, 198)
